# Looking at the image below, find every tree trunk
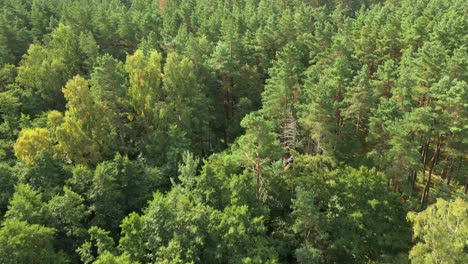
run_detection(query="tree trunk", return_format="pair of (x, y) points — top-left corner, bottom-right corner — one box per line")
(448, 158), (463, 186)
(443, 162), (452, 186)
(409, 170), (417, 196)
(355, 113), (361, 134)
(440, 167), (446, 179)
(222, 77), (229, 145)
(281, 110), (297, 158)
(420, 136), (441, 207)
(393, 177), (399, 192)
(421, 138), (430, 177)
(464, 179), (468, 194)
(255, 152), (262, 199)
(315, 139), (321, 154)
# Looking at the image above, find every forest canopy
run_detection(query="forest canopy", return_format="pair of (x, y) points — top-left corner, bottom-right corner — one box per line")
(0, 0), (467, 263)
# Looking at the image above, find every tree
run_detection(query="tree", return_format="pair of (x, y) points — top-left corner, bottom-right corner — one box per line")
(387, 108), (431, 193)
(352, 3), (401, 70)
(207, 204), (279, 264)
(89, 154), (159, 233)
(186, 152), (235, 209)
(177, 151), (200, 192)
(299, 68), (339, 157)
(342, 65), (375, 138)
(15, 150), (70, 200)
(0, 0), (32, 65)
(30, 0), (60, 40)
(140, 124), (191, 177)
(90, 54), (128, 111)
(141, 189), (207, 263)
(0, 219), (66, 264)
(89, 160), (125, 233)
(57, 75), (115, 165)
(287, 157), (410, 263)
(15, 44), (68, 110)
(291, 188), (324, 264)
(408, 198), (468, 264)
(430, 78), (467, 189)
(90, 54), (131, 152)
(15, 23), (94, 110)
(0, 64), (17, 92)
(78, 226), (117, 264)
(0, 163), (16, 213)
(47, 23), (91, 75)
(14, 128), (53, 164)
(366, 99), (402, 171)
(208, 41), (241, 144)
(0, 89), (21, 161)
(118, 212), (146, 262)
(93, 252), (136, 264)
(126, 49), (162, 121)
(261, 43), (304, 135)
(125, 49), (190, 170)
(112, 154), (159, 213)
(234, 113), (283, 199)
(373, 59), (398, 99)
(136, 182), (276, 263)
(46, 187), (89, 258)
(162, 52), (211, 156)
(4, 183), (46, 224)
(446, 45), (468, 80)
(324, 167), (411, 262)
(0, 0), (468, 262)
(65, 166), (91, 200)
(47, 187), (88, 237)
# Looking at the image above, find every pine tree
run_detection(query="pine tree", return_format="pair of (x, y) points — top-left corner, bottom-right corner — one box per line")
(342, 65), (375, 138)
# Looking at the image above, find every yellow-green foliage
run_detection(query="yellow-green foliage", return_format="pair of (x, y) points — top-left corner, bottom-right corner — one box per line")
(126, 50), (162, 119)
(408, 198), (468, 264)
(14, 128), (53, 164)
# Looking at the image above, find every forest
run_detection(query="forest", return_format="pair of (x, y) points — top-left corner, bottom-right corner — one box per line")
(0, 0), (467, 263)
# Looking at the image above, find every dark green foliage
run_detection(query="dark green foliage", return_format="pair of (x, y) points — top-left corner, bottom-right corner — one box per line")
(89, 154), (160, 233)
(46, 186), (89, 261)
(0, 163), (16, 214)
(15, 151), (70, 200)
(0, 88), (21, 161)
(286, 156), (411, 263)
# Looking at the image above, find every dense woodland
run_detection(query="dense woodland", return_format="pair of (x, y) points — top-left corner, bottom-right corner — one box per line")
(0, 0), (467, 263)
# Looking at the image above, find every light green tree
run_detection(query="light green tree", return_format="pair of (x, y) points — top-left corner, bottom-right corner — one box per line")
(118, 212), (146, 262)
(4, 183), (46, 224)
(16, 44), (68, 110)
(0, 219), (66, 264)
(408, 198), (468, 264)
